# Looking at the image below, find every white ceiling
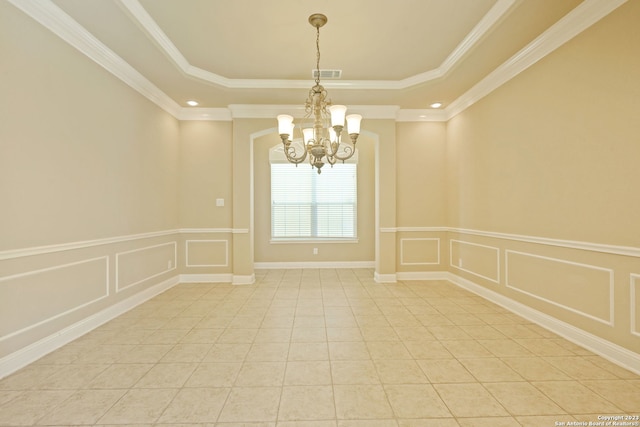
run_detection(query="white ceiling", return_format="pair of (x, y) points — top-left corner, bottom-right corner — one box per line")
(9, 0), (625, 119)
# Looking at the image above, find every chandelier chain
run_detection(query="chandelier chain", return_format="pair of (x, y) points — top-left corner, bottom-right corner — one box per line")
(315, 25), (321, 86)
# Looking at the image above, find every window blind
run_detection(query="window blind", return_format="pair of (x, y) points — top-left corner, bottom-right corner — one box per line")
(271, 163), (357, 239)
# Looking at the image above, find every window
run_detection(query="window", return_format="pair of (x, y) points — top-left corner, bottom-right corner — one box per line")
(270, 148), (357, 240)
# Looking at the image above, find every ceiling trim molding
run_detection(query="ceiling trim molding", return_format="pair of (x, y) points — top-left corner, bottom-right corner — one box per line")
(118, 0), (517, 90)
(396, 110), (448, 122)
(227, 105), (401, 120)
(445, 0), (628, 119)
(176, 108), (232, 121)
(7, 0), (181, 117)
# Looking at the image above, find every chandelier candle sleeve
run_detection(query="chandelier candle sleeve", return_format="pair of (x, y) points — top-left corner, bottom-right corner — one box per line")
(329, 105), (347, 129)
(275, 13), (362, 174)
(347, 114), (362, 135)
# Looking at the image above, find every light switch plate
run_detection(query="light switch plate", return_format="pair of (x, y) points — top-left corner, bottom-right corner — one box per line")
(216, 198), (224, 207)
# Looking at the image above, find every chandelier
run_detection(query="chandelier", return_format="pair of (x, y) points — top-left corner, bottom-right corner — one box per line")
(277, 13), (362, 174)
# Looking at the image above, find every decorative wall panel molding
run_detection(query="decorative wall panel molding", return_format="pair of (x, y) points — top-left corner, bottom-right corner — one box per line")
(505, 250), (614, 326)
(0, 256), (109, 342)
(400, 238), (440, 265)
(631, 274), (640, 338)
(115, 242), (177, 292)
(449, 239), (500, 284)
(185, 240), (229, 267)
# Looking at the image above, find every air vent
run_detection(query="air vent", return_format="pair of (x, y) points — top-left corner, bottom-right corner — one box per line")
(312, 69), (342, 79)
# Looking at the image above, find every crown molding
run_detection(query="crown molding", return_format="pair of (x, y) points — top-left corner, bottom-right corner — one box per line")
(228, 105), (400, 120)
(117, 0), (516, 91)
(177, 108), (232, 121)
(446, 0), (628, 119)
(7, 0), (181, 118)
(396, 109), (448, 122)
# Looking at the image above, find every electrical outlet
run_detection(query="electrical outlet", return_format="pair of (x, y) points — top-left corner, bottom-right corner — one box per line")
(313, 248), (318, 255)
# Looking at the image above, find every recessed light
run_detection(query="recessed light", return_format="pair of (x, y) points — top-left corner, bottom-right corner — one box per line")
(186, 100), (199, 106)
(430, 102), (442, 109)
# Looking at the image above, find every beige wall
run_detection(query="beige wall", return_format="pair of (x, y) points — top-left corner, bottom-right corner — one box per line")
(395, 122), (448, 274)
(445, 0), (640, 353)
(178, 121), (233, 229)
(0, 2), (180, 360)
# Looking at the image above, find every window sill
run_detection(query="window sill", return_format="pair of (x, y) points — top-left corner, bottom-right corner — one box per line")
(270, 238), (359, 244)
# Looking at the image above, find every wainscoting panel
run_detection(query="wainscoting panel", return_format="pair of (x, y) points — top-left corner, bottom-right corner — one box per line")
(449, 239), (500, 284)
(505, 250), (614, 326)
(0, 256), (109, 341)
(400, 238), (440, 265)
(116, 242), (177, 292)
(632, 274), (640, 337)
(186, 239), (229, 267)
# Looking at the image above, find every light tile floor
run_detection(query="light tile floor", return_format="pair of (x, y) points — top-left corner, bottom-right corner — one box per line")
(1, 268), (639, 426)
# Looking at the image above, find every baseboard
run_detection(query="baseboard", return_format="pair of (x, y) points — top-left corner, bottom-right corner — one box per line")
(178, 273), (256, 285)
(179, 273), (233, 283)
(232, 274), (256, 285)
(374, 272), (397, 283)
(0, 275), (180, 380)
(254, 261), (375, 270)
(397, 271), (449, 281)
(445, 272), (640, 375)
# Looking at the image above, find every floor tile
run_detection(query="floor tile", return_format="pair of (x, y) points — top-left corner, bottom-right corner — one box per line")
(38, 389), (127, 425)
(185, 362), (242, 387)
(0, 390), (74, 425)
(484, 381), (565, 415)
(289, 342), (330, 361)
(384, 384), (451, 418)
(204, 343), (252, 362)
(331, 360), (380, 385)
(285, 361), (332, 385)
(433, 383), (509, 417)
(88, 363), (153, 389)
(235, 362), (286, 386)
(532, 380), (621, 413)
(328, 342), (371, 361)
(580, 379), (640, 412)
(278, 385), (336, 421)
(246, 342), (290, 361)
(327, 327), (363, 342)
(218, 387), (282, 422)
(37, 363), (109, 389)
(501, 357), (571, 381)
(156, 387), (230, 423)
(333, 385), (395, 419)
(366, 342), (412, 360)
(459, 358), (524, 382)
(134, 362), (197, 388)
(97, 388), (178, 424)
(417, 359), (475, 383)
(373, 359), (428, 384)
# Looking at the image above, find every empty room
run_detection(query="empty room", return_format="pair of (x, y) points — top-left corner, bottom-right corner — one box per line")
(1, 0), (639, 425)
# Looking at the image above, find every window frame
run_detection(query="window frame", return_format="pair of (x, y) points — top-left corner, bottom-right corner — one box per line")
(269, 144), (358, 243)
